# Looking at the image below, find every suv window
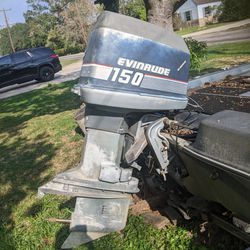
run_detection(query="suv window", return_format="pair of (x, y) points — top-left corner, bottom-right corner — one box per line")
(0, 55), (11, 66)
(12, 52), (31, 64)
(29, 48), (53, 58)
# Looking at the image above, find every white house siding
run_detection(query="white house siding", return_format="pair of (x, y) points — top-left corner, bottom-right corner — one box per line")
(197, 1), (221, 19)
(176, 0), (198, 22)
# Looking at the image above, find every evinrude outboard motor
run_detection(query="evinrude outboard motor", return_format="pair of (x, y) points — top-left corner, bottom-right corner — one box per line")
(39, 11), (190, 248)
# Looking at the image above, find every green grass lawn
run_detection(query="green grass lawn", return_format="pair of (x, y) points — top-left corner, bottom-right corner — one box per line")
(0, 81), (206, 250)
(190, 41), (250, 77)
(0, 81), (246, 249)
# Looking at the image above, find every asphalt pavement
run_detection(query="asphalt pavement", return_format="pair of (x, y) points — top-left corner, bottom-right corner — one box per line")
(191, 28), (250, 44)
(183, 19), (250, 44)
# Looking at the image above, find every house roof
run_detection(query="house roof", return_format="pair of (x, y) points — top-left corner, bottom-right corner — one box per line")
(193, 0), (221, 5)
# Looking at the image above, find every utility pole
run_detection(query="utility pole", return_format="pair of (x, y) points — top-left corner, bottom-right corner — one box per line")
(0, 9), (15, 53)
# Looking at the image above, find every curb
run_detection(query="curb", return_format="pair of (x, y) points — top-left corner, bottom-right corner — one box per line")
(188, 64), (250, 90)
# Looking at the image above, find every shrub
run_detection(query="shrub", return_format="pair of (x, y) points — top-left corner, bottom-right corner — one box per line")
(184, 37), (207, 71)
(65, 46), (83, 54)
(54, 48), (66, 56)
(54, 46), (83, 56)
(219, 0), (250, 22)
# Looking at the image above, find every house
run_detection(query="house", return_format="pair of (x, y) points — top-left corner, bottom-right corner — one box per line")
(176, 0), (222, 27)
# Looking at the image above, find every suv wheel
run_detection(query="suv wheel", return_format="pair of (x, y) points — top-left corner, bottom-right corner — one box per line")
(39, 66), (55, 82)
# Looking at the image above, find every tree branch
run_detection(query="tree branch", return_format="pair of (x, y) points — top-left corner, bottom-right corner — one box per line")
(173, 0), (187, 13)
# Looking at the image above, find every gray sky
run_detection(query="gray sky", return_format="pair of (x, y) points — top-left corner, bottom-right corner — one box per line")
(0, 0), (28, 28)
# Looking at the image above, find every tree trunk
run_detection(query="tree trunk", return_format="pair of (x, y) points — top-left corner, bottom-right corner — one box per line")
(143, 0), (187, 31)
(95, 0), (187, 31)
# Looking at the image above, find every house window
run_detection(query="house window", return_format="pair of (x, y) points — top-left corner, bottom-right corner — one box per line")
(184, 11), (192, 21)
(204, 6), (211, 17)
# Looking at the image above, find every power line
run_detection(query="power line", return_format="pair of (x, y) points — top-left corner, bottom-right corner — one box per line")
(0, 9), (15, 53)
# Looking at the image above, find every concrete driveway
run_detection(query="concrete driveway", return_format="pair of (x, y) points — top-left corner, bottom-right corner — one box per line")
(0, 60), (82, 100)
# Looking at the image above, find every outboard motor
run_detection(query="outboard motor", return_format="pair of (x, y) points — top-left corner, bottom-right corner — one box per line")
(39, 11), (190, 248)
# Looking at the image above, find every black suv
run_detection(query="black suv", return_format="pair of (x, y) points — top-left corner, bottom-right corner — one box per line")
(0, 47), (62, 88)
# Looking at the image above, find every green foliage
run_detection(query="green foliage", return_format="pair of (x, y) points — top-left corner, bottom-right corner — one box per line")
(120, 0), (146, 20)
(184, 38), (207, 71)
(189, 41), (250, 77)
(24, 0), (60, 48)
(23, 1), (50, 47)
(28, 13), (58, 48)
(22, 0), (97, 55)
(54, 48), (67, 56)
(46, 28), (64, 50)
(0, 0), (93, 56)
(95, 0), (119, 12)
(219, 0), (250, 22)
(0, 23), (31, 55)
(25, 0), (73, 20)
(54, 46), (82, 56)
